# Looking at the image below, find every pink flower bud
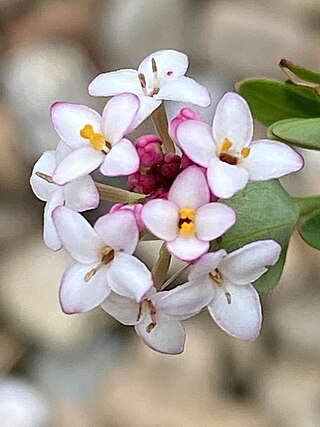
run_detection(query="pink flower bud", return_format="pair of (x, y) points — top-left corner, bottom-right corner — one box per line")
(169, 108), (204, 144)
(181, 153), (196, 169)
(110, 203), (145, 230)
(161, 154), (181, 179)
(135, 134), (163, 167)
(128, 171), (156, 194)
(146, 187), (169, 200)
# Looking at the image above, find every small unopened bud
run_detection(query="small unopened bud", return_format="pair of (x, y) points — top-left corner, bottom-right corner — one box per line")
(135, 134), (163, 168)
(160, 153), (181, 179)
(169, 108), (204, 144)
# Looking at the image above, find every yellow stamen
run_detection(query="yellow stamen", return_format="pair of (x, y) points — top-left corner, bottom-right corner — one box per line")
(180, 208), (196, 221)
(80, 124), (107, 151)
(179, 222), (195, 236)
(179, 208), (196, 237)
(220, 138), (233, 153)
(241, 147), (251, 158)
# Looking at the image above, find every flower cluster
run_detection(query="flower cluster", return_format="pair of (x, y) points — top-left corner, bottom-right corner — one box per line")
(31, 49), (303, 354)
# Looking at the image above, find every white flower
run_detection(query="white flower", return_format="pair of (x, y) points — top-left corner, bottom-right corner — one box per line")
(176, 92), (304, 198)
(51, 93), (141, 185)
(30, 141), (99, 250)
(186, 240), (282, 340)
(52, 207), (153, 314)
(102, 279), (214, 355)
(88, 49), (211, 124)
(141, 166), (236, 261)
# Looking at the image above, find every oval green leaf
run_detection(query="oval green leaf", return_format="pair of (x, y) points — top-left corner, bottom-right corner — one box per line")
(299, 210), (320, 250)
(268, 118), (320, 150)
(280, 59), (320, 85)
(236, 79), (320, 127)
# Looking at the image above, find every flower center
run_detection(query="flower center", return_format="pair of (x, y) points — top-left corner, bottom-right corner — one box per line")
(218, 138), (251, 165)
(84, 245), (115, 282)
(209, 268), (232, 304)
(178, 208), (196, 237)
(137, 299), (157, 332)
(80, 124), (111, 152)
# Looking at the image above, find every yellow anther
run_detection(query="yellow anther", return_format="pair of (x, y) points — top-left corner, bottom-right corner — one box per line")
(80, 124), (107, 151)
(179, 208), (196, 221)
(179, 221), (195, 236)
(241, 147), (251, 158)
(220, 138), (233, 153)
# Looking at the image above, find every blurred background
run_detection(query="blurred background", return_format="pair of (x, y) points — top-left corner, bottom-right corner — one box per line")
(0, 0), (320, 426)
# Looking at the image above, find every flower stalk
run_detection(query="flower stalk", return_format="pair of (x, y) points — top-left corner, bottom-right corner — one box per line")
(151, 243), (171, 291)
(151, 103), (176, 154)
(95, 182), (145, 204)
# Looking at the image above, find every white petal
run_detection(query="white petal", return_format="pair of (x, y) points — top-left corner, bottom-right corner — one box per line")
(220, 240), (281, 285)
(208, 283), (262, 340)
(167, 235), (209, 261)
(156, 279), (215, 319)
(207, 157), (249, 199)
(138, 49), (188, 83)
(43, 191), (64, 251)
(243, 140), (304, 181)
(168, 166), (209, 208)
(55, 140), (72, 164)
(188, 250), (227, 280)
(195, 202), (236, 241)
(59, 262), (110, 314)
(52, 206), (102, 263)
(141, 199), (179, 241)
(63, 175), (99, 211)
(156, 76), (210, 107)
(213, 92), (253, 150)
(51, 102), (102, 149)
(127, 96), (161, 132)
(177, 120), (215, 168)
(101, 94), (140, 144)
(94, 210), (138, 254)
(101, 292), (140, 325)
(135, 312), (185, 355)
(100, 138), (139, 176)
(30, 150), (57, 201)
(52, 146), (104, 185)
(106, 253), (153, 302)
(88, 69), (143, 97)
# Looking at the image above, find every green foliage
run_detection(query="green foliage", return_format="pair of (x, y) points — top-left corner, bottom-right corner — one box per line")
(236, 79), (320, 127)
(279, 59), (320, 85)
(216, 180), (299, 292)
(268, 118), (320, 150)
(299, 210), (320, 250)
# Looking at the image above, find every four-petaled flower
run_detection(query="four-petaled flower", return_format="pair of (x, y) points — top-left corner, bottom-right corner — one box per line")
(51, 93), (141, 185)
(101, 279), (214, 355)
(176, 92), (304, 198)
(142, 166), (236, 261)
(53, 207), (153, 314)
(88, 49), (211, 124)
(186, 240), (281, 340)
(30, 141), (99, 250)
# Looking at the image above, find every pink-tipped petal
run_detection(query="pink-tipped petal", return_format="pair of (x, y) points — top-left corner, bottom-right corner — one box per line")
(52, 146), (104, 185)
(106, 253), (153, 302)
(207, 157), (249, 199)
(52, 206), (102, 263)
(43, 191), (64, 251)
(188, 250), (227, 280)
(177, 121), (215, 168)
(195, 202), (236, 241)
(213, 92), (253, 150)
(88, 69), (143, 97)
(30, 150), (57, 201)
(220, 240), (281, 285)
(94, 210), (139, 254)
(135, 312), (185, 355)
(168, 166), (209, 208)
(243, 140), (304, 181)
(101, 292), (140, 325)
(208, 283), (262, 341)
(127, 96), (161, 132)
(156, 279), (215, 320)
(156, 76), (210, 107)
(142, 199), (179, 241)
(167, 235), (209, 261)
(100, 138), (139, 176)
(51, 102), (102, 149)
(63, 175), (99, 211)
(138, 49), (188, 83)
(101, 94), (140, 143)
(59, 262), (110, 314)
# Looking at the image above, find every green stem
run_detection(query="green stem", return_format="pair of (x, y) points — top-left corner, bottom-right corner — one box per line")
(151, 243), (171, 291)
(95, 182), (145, 204)
(293, 195), (320, 217)
(151, 102), (176, 154)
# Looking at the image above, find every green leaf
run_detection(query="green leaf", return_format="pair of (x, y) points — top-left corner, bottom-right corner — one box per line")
(236, 78), (320, 127)
(279, 59), (320, 84)
(217, 180), (299, 292)
(268, 118), (320, 150)
(299, 210), (320, 250)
